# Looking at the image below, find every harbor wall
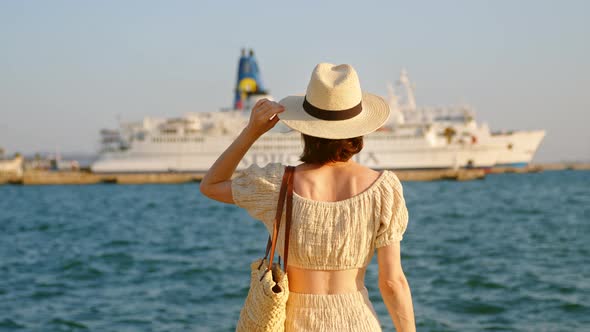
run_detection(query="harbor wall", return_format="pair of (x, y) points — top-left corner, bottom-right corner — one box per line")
(1, 162), (588, 185)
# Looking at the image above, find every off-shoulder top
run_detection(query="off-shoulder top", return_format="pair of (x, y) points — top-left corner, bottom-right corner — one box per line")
(231, 163), (409, 270)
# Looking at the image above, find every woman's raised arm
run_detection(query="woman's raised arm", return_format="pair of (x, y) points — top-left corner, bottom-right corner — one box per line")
(377, 242), (416, 332)
(199, 99), (284, 203)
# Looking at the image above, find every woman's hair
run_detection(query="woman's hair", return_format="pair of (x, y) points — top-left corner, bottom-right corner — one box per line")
(299, 134), (363, 164)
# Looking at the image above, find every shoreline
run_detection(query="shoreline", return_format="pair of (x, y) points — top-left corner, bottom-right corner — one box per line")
(1, 162), (588, 185)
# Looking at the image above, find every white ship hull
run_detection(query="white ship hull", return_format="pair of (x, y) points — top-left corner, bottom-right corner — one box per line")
(489, 130), (546, 167)
(91, 121), (522, 173)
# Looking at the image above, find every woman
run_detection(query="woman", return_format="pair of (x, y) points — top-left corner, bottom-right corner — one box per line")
(200, 63), (415, 331)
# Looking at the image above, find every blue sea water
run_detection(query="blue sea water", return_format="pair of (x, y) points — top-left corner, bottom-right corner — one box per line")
(1, 170), (589, 332)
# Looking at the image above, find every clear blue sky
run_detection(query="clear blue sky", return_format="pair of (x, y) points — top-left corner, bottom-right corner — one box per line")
(1, 0), (588, 162)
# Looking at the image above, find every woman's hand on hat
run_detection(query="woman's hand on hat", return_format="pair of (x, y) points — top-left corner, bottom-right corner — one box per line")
(244, 98), (285, 138)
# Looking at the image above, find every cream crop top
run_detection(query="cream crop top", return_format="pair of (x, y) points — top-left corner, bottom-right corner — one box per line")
(231, 163), (409, 270)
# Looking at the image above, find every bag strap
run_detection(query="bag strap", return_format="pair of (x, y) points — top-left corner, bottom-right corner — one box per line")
(283, 166), (294, 270)
(261, 166), (295, 274)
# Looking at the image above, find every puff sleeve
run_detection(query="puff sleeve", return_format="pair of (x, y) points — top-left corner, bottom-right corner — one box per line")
(375, 172), (409, 248)
(231, 162), (285, 229)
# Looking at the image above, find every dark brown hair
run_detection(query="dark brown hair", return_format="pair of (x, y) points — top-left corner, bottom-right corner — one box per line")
(299, 134), (363, 164)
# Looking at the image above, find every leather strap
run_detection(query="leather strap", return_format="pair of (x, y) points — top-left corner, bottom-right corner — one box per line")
(263, 166), (295, 274)
(283, 166), (294, 270)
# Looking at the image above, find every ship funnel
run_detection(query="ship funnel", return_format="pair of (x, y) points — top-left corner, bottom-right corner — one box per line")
(234, 48), (268, 109)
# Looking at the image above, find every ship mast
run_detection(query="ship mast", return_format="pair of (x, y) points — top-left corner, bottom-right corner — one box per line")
(386, 82), (406, 124)
(397, 69), (417, 111)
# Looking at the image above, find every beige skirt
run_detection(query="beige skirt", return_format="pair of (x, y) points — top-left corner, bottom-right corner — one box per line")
(285, 288), (382, 332)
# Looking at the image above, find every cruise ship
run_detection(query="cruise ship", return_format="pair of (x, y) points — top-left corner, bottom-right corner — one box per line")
(91, 50), (545, 173)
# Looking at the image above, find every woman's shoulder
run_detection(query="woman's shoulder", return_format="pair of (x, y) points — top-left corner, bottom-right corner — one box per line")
(382, 169), (402, 184)
(231, 163), (286, 223)
(351, 165), (402, 191)
(233, 162), (286, 187)
(382, 169), (404, 193)
(358, 169), (404, 203)
(241, 162), (285, 176)
(231, 162), (285, 206)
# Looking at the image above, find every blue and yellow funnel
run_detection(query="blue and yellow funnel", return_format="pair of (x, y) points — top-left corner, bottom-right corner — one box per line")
(234, 48), (267, 110)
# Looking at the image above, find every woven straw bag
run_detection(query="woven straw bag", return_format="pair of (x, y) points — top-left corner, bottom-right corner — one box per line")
(236, 166), (295, 332)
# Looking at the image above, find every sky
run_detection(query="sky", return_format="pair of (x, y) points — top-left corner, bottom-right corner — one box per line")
(1, 0), (589, 162)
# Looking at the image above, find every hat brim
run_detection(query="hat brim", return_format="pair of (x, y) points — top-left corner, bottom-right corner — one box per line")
(278, 92), (390, 139)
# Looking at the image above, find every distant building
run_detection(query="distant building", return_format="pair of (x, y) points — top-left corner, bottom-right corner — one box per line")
(0, 155), (24, 177)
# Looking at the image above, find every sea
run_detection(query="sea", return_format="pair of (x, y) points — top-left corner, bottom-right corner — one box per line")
(1, 170), (588, 332)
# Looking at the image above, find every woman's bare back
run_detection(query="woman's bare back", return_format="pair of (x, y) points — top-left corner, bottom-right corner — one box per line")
(293, 160), (382, 202)
(288, 160), (382, 294)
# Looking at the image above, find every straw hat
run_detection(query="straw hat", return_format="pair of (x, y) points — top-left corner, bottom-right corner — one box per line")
(279, 63), (390, 139)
